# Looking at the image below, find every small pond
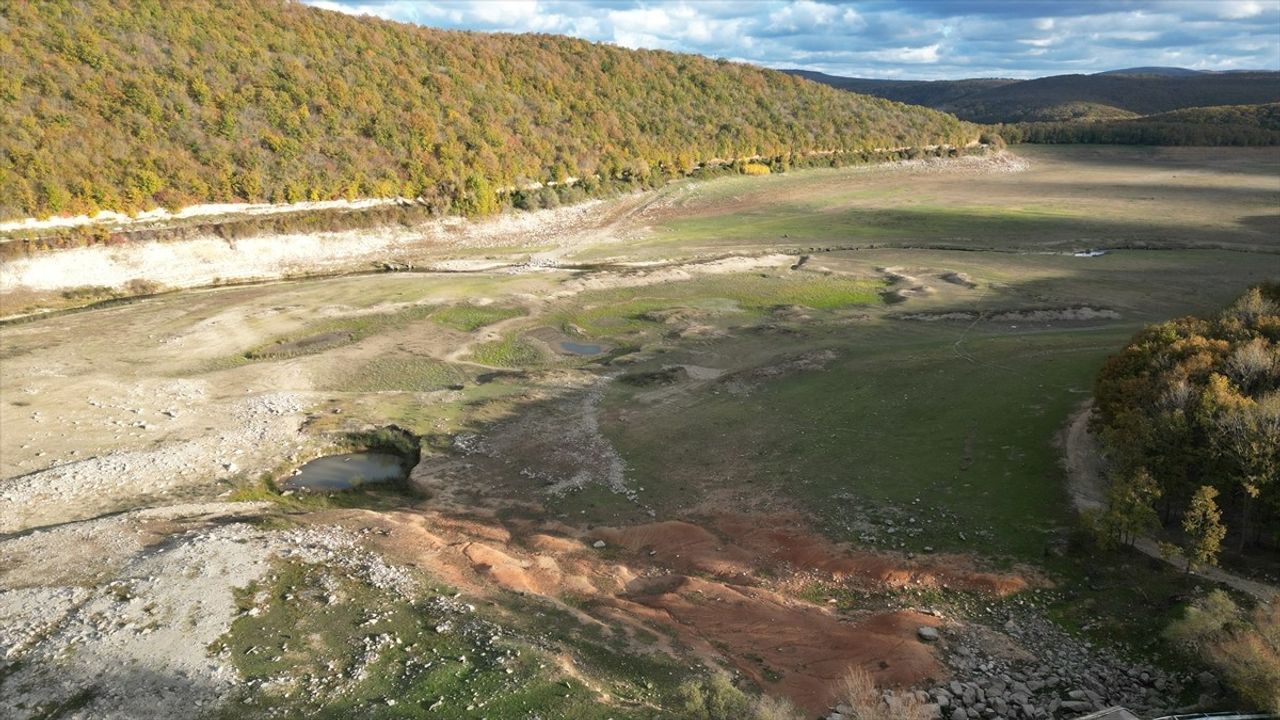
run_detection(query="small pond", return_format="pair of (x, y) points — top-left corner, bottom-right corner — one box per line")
(559, 341), (605, 356)
(282, 452), (408, 492)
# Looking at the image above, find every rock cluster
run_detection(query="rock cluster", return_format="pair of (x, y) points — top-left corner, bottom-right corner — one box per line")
(826, 605), (1185, 720)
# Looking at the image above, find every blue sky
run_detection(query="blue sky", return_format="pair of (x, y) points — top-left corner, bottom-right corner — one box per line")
(304, 0), (1280, 79)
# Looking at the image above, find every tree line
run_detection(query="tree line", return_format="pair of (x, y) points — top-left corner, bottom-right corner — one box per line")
(0, 143), (979, 260)
(996, 103), (1280, 147)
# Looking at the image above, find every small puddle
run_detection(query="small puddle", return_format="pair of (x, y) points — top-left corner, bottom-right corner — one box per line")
(283, 452), (408, 492)
(559, 341), (605, 356)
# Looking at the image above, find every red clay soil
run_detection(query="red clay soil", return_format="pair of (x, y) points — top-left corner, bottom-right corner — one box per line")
(597, 514), (1028, 596)
(619, 575), (944, 712)
(310, 508), (1028, 714)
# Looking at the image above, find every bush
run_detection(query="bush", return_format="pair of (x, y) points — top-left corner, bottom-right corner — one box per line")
(1209, 601), (1280, 712)
(838, 668), (931, 720)
(125, 278), (164, 296)
(676, 674), (801, 720)
(1165, 590), (1280, 712)
(61, 285), (118, 301)
(1164, 590), (1241, 649)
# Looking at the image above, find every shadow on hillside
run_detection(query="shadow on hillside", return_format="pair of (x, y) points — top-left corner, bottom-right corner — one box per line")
(1003, 180), (1280, 207)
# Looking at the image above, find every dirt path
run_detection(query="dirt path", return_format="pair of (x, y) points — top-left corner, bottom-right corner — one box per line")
(1063, 402), (1278, 603)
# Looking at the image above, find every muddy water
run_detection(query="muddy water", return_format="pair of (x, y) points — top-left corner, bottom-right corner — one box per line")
(283, 452), (406, 491)
(559, 341), (604, 356)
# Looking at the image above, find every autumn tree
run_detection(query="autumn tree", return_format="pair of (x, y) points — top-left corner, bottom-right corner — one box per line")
(1094, 285), (1280, 554)
(1098, 467), (1162, 547)
(1177, 485), (1227, 573)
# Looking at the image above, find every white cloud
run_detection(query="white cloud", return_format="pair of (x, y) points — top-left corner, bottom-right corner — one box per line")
(1218, 1), (1264, 19)
(768, 1), (845, 33)
(867, 43), (942, 64)
(301, 0), (1280, 79)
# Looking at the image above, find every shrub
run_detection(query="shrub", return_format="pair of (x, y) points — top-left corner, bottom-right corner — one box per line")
(1164, 590), (1241, 649)
(61, 285), (118, 301)
(1210, 602), (1280, 712)
(675, 674), (802, 720)
(838, 668), (931, 720)
(1165, 590), (1280, 712)
(125, 278), (164, 295)
(741, 162), (771, 176)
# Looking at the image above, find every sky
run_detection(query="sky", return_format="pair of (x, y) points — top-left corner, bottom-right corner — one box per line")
(303, 0), (1280, 79)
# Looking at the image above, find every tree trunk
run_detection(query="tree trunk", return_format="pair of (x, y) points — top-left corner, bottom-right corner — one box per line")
(1237, 491), (1251, 554)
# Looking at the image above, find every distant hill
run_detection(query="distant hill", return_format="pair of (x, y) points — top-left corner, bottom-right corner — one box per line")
(1010, 103), (1280, 146)
(1143, 102), (1280, 129)
(1094, 67), (1207, 77)
(783, 70), (1018, 109)
(0, 1), (974, 221)
(789, 69), (1280, 123)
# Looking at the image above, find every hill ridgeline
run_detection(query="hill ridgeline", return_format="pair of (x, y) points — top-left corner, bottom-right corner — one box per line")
(787, 68), (1280, 123)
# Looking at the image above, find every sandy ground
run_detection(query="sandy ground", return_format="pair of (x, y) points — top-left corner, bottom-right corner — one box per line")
(0, 198), (403, 234)
(0, 200), (606, 298)
(0, 392), (307, 533)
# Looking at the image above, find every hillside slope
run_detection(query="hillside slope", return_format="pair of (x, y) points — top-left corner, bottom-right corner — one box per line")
(791, 69), (1280, 123)
(782, 70), (1017, 109)
(0, 0), (974, 221)
(1011, 103), (1280, 146)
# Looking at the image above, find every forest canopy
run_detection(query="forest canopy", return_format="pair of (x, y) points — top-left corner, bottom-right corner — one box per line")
(0, 0), (976, 221)
(1002, 103), (1280, 147)
(1092, 285), (1280, 557)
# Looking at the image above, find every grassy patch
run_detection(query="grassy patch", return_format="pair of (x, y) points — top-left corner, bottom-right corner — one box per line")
(212, 561), (634, 719)
(598, 322), (1125, 561)
(328, 355), (468, 393)
(431, 304), (526, 332)
(469, 335), (547, 367)
(243, 305), (436, 360)
(1043, 537), (1215, 659)
(501, 595), (689, 710)
(554, 272), (883, 339)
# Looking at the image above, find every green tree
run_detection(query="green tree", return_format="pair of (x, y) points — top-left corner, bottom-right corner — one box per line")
(456, 174), (497, 217)
(1099, 467), (1162, 547)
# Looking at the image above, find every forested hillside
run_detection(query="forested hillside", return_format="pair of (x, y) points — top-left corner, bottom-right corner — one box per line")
(792, 68), (1280, 123)
(0, 0), (975, 222)
(1006, 103), (1280, 146)
(782, 71), (1017, 111)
